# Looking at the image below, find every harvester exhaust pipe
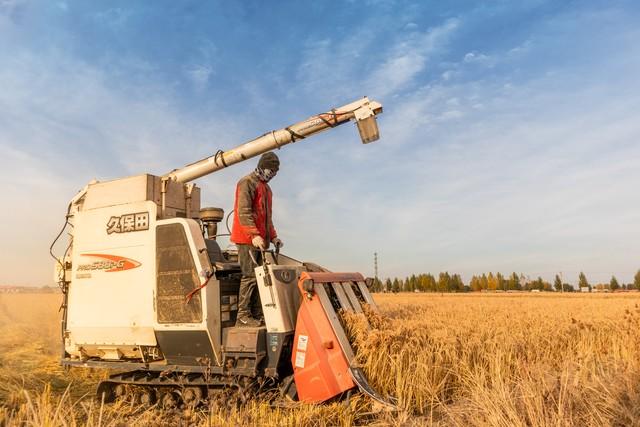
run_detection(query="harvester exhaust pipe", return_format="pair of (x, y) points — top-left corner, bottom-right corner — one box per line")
(163, 97), (383, 183)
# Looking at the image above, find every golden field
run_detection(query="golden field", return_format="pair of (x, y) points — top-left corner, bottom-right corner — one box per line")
(1, 292), (640, 426)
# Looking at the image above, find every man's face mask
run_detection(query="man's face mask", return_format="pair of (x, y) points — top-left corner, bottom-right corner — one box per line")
(256, 167), (278, 182)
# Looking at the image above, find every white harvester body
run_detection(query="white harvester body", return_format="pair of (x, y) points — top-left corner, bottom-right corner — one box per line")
(64, 174), (213, 361)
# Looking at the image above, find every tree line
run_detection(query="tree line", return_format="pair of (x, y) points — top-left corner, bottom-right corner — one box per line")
(370, 270), (640, 293)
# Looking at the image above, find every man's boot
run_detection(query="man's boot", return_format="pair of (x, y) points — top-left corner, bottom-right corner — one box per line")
(250, 293), (264, 325)
(236, 313), (262, 327)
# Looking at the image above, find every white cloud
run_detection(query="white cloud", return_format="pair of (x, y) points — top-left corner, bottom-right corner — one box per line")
(94, 7), (132, 29)
(463, 51), (493, 66)
(184, 39), (218, 92)
(0, 50), (245, 285)
(0, 0), (24, 15)
(342, 71), (640, 284)
(266, 8), (640, 285)
(185, 64), (213, 91)
(294, 26), (378, 102)
(366, 18), (459, 98)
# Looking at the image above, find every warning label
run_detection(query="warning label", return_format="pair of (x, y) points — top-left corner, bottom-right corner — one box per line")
(297, 335), (308, 352)
(295, 351), (306, 368)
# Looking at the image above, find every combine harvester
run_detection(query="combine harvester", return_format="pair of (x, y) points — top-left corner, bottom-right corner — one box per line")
(52, 97), (394, 408)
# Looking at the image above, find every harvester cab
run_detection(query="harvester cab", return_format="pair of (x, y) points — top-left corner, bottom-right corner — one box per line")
(53, 97), (393, 407)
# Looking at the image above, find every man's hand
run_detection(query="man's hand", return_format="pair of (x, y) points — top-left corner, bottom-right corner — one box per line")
(272, 238), (283, 249)
(251, 235), (266, 249)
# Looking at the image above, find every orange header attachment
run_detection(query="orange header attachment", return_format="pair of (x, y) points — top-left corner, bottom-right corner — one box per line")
(292, 271), (397, 407)
(291, 272), (359, 402)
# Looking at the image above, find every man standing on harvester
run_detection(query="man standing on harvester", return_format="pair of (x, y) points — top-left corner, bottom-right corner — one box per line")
(231, 152), (283, 327)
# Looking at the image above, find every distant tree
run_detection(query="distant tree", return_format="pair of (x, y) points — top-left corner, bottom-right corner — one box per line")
(408, 274), (417, 292)
(437, 272), (451, 292)
(487, 272), (498, 291)
(384, 278), (392, 292)
(635, 270), (640, 290)
(424, 274), (437, 292)
(391, 278), (400, 293)
(508, 272), (521, 290)
(413, 275), (423, 292)
(417, 274), (426, 292)
(610, 276), (620, 291)
(451, 274), (465, 292)
(578, 272), (589, 289)
(480, 274), (489, 290)
(470, 275), (482, 291)
(530, 276), (547, 291)
(554, 274), (563, 291)
(496, 272), (506, 291)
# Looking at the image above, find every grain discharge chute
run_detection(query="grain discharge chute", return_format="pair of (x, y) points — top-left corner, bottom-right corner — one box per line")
(52, 97), (393, 407)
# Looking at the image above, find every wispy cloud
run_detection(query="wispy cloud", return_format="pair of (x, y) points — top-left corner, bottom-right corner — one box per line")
(366, 18), (459, 98)
(294, 25), (379, 102)
(184, 39), (217, 92)
(185, 64), (213, 91)
(0, 0), (26, 21)
(270, 7), (640, 284)
(0, 48), (245, 284)
(93, 7), (132, 29)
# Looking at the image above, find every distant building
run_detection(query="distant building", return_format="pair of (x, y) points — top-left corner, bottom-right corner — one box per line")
(580, 287), (590, 293)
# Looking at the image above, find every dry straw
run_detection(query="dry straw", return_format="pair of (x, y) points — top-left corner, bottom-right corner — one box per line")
(2, 293), (640, 426)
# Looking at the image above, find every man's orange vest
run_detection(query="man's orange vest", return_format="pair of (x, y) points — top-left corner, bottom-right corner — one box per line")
(230, 173), (277, 245)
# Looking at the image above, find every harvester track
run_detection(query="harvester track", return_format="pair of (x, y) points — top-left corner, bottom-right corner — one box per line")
(97, 370), (267, 409)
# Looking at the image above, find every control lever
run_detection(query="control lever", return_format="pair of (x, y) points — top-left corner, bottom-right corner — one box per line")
(249, 248), (277, 308)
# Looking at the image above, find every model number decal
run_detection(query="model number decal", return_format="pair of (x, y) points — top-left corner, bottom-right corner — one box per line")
(78, 254), (141, 272)
(106, 212), (149, 234)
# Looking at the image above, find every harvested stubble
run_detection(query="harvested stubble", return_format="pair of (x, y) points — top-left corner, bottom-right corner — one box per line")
(2, 292), (640, 426)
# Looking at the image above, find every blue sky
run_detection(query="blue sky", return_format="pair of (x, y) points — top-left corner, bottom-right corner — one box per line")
(1, 0), (639, 286)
